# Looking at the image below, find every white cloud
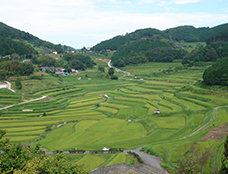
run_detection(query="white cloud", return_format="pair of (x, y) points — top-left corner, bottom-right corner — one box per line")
(139, 0), (160, 4)
(173, 0), (201, 4)
(139, 0), (201, 5)
(1, 0), (228, 48)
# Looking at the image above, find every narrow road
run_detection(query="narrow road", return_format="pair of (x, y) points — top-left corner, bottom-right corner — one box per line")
(124, 147), (168, 173)
(108, 60), (131, 75)
(5, 81), (16, 93)
(0, 81), (16, 93)
(0, 95), (47, 111)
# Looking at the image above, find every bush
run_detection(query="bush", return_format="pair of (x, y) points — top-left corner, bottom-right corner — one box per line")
(111, 75), (118, 80)
(127, 151), (144, 163)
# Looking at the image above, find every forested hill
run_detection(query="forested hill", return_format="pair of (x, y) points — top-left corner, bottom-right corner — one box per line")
(0, 22), (75, 56)
(92, 23), (228, 52)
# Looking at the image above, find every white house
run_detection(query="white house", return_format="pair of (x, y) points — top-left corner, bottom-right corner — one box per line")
(53, 51), (58, 54)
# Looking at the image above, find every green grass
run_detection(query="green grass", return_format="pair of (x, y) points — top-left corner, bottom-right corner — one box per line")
(214, 108), (228, 127)
(76, 155), (106, 171)
(107, 153), (126, 166)
(151, 116), (186, 129)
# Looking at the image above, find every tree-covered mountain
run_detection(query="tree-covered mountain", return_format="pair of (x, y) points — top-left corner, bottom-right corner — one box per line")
(0, 36), (36, 58)
(92, 23), (228, 67)
(0, 22), (75, 56)
(182, 26), (228, 66)
(92, 28), (169, 52)
(92, 23), (228, 52)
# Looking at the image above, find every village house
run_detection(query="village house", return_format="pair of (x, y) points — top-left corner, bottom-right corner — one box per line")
(22, 59), (31, 63)
(40, 50), (52, 55)
(154, 109), (160, 114)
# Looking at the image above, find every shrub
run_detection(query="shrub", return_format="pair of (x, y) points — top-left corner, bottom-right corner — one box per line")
(111, 75), (118, 80)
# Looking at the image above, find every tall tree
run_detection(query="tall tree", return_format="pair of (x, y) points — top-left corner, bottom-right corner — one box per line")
(108, 67), (114, 76)
(15, 78), (22, 89)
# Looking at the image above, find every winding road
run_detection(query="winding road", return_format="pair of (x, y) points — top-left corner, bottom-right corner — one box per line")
(124, 147), (168, 174)
(108, 60), (131, 75)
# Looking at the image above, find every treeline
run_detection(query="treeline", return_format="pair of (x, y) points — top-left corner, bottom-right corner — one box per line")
(31, 53), (95, 71)
(0, 60), (34, 78)
(0, 36), (37, 57)
(111, 39), (187, 67)
(146, 47), (188, 62)
(203, 57), (228, 86)
(182, 41), (228, 66)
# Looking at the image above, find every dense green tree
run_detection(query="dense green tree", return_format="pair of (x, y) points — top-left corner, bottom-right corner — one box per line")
(70, 59), (85, 70)
(0, 129), (87, 174)
(15, 78), (22, 89)
(204, 47), (218, 61)
(108, 68), (114, 76)
(63, 53), (95, 70)
(14, 154), (88, 174)
(98, 66), (105, 72)
(40, 56), (56, 67)
(0, 69), (7, 80)
(203, 57), (228, 86)
(0, 60), (34, 76)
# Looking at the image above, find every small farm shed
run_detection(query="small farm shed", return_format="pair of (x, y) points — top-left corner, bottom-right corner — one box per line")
(102, 147), (109, 152)
(154, 109), (160, 114)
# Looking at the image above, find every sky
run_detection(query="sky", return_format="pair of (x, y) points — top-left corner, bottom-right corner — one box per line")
(1, 0), (228, 49)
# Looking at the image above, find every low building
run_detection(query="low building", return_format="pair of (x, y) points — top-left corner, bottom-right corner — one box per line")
(62, 72), (69, 75)
(22, 59), (31, 63)
(102, 147), (109, 152)
(40, 50), (52, 55)
(154, 109), (160, 114)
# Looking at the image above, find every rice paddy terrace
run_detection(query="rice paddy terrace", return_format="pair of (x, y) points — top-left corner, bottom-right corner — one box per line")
(0, 60), (228, 171)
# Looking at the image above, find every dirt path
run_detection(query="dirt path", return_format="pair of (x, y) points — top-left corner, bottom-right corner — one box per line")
(181, 105), (228, 140)
(0, 95), (47, 111)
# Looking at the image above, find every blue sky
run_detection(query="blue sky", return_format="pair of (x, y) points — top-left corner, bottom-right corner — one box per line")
(1, 0), (228, 49)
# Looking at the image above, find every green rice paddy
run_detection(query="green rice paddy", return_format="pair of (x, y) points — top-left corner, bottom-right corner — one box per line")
(1, 59), (228, 172)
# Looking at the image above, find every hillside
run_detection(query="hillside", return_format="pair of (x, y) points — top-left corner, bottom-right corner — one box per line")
(92, 23), (228, 52)
(0, 22), (75, 56)
(92, 23), (228, 67)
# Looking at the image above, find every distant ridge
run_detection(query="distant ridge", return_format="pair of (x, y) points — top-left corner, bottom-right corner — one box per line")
(92, 23), (228, 52)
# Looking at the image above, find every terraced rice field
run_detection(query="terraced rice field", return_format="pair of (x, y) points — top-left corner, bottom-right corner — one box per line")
(1, 60), (228, 172)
